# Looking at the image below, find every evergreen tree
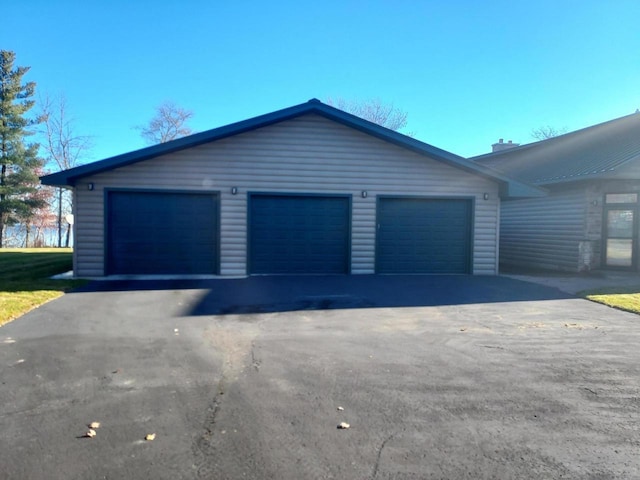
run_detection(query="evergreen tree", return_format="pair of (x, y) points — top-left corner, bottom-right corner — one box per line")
(0, 50), (44, 247)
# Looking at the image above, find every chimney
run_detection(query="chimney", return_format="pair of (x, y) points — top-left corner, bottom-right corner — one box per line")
(492, 138), (520, 152)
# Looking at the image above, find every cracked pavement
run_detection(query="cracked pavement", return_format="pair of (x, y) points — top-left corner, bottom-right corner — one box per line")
(1, 275), (639, 479)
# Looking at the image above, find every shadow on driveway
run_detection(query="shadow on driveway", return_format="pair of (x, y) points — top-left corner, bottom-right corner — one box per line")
(73, 275), (573, 315)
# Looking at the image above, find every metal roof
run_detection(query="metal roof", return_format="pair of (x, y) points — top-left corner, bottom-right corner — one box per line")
(473, 112), (640, 185)
(41, 98), (542, 198)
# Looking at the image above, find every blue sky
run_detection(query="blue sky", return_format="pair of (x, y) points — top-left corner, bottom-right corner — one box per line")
(5, 1), (640, 166)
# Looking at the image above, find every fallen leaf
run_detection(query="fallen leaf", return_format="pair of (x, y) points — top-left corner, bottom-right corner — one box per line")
(89, 422), (100, 429)
(86, 429), (97, 438)
(564, 323), (583, 329)
(337, 422), (350, 429)
(145, 433), (156, 441)
(460, 327), (467, 332)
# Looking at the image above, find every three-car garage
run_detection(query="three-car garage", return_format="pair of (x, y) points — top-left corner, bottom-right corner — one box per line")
(42, 99), (528, 277)
(105, 190), (473, 276)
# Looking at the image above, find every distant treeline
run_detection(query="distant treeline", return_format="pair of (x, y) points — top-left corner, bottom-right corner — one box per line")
(2, 225), (73, 248)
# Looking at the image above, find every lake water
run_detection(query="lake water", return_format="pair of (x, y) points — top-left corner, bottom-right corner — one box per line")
(3, 225), (74, 248)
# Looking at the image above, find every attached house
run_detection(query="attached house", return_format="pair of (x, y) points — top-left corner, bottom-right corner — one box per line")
(41, 99), (539, 277)
(473, 111), (640, 272)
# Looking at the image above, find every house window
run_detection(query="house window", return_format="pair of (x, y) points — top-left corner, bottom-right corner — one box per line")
(605, 193), (638, 204)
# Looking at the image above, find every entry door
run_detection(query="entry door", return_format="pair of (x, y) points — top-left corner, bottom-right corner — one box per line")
(604, 205), (637, 269)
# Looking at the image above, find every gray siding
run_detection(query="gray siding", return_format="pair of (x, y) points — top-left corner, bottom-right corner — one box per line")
(73, 114), (500, 276)
(500, 186), (587, 271)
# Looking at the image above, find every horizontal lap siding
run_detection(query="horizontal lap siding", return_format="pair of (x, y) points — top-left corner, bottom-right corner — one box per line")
(74, 186), (105, 276)
(74, 114), (500, 276)
(500, 188), (586, 271)
(475, 207), (501, 274)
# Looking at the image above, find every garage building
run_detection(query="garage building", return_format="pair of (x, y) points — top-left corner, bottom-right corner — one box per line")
(41, 99), (539, 277)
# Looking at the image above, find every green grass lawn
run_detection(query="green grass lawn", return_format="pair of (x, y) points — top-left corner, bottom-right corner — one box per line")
(581, 286), (640, 315)
(0, 248), (87, 327)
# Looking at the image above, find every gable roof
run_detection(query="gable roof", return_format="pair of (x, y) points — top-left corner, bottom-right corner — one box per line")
(472, 111), (640, 186)
(41, 98), (542, 198)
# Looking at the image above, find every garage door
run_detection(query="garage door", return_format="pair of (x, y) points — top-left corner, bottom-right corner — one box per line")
(106, 191), (219, 275)
(249, 194), (351, 274)
(376, 197), (472, 274)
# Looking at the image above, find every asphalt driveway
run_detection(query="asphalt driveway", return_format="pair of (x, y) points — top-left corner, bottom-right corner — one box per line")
(1, 275), (639, 479)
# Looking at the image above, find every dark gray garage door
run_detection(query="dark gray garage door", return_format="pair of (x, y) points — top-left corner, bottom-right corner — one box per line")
(107, 191), (219, 275)
(249, 194), (351, 274)
(376, 197), (472, 274)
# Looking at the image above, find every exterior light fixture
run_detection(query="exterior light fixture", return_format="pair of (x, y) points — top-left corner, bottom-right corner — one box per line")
(361, 191), (368, 198)
(231, 187), (238, 195)
(483, 193), (489, 200)
(88, 182), (94, 191)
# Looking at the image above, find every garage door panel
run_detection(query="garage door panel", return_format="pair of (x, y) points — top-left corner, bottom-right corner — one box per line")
(249, 194), (350, 274)
(377, 197), (472, 274)
(107, 191), (219, 275)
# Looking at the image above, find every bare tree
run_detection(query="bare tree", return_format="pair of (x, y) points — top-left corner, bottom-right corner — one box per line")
(531, 125), (568, 141)
(137, 101), (194, 144)
(326, 97), (410, 133)
(39, 94), (92, 247)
